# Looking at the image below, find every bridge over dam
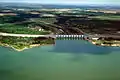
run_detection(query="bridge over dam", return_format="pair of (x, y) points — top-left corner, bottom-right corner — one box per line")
(52, 34), (120, 40)
(0, 32), (89, 40)
(44, 35), (90, 40)
(0, 32), (98, 40)
(54, 35), (88, 40)
(2, 32), (118, 40)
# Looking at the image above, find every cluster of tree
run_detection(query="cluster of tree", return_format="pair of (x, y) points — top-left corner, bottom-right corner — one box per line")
(0, 36), (55, 49)
(55, 15), (120, 35)
(0, 16), (26, 23)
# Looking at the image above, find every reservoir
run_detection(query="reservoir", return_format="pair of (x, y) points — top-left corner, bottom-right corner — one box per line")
(0, 40), (120, 80)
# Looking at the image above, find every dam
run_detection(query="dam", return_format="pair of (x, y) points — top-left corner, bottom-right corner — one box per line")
(55, 35), (89, 40)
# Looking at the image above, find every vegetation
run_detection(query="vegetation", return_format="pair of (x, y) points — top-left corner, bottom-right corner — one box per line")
(0, 23), (51, 34)
(0, 36), (55, 51)
(30, 18), (57, 24)
(1, 9), (120, 35)
(89, 15), (120, 20)
(91, 37), (120, 46)
(1, 7), (120, 49)
(0, 16), (26, 23)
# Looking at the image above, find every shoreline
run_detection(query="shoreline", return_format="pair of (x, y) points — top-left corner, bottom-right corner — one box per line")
(0, 40), (120, 51)
(0, 43), (54, 51)
(90, 40), (120, 47)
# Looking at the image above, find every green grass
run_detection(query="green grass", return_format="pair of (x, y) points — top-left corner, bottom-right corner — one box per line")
(0, 36), (55, 50)
(30, 18), (57, 24)
(0, 24), (51, 35)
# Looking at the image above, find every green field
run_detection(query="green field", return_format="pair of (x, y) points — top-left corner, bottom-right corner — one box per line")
(0, 23), (51, 35)
(30, 18), (57, 23)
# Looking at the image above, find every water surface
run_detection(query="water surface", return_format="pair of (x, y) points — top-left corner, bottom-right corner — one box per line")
(0, 40), (120, 80)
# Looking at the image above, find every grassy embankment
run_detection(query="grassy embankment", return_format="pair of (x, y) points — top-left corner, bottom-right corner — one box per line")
(91, 39), (120, 47)
(0, 36), (55, 51)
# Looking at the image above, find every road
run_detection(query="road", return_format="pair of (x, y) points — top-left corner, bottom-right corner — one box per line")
(89, 34), (120, 39)
(0, 32), (55, 38)
(0, 32), (120, 39)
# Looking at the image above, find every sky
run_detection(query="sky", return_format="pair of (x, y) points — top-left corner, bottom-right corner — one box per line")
(0, 0), (120, 5)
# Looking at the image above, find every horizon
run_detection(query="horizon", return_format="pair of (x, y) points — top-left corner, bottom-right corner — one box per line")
(0, 2), (120, 7)
(0, 0), (120, 6)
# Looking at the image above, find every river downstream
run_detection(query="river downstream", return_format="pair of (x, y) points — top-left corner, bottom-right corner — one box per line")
(0, 40), (120, 80)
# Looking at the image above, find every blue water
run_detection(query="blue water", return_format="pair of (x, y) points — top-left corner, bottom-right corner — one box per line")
(0, 40), (120, 80)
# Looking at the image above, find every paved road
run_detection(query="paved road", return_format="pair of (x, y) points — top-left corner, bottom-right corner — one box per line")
(0, 32), (120, 39)
(0, 32), (55, 38)
(89, 34), (120, 38)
